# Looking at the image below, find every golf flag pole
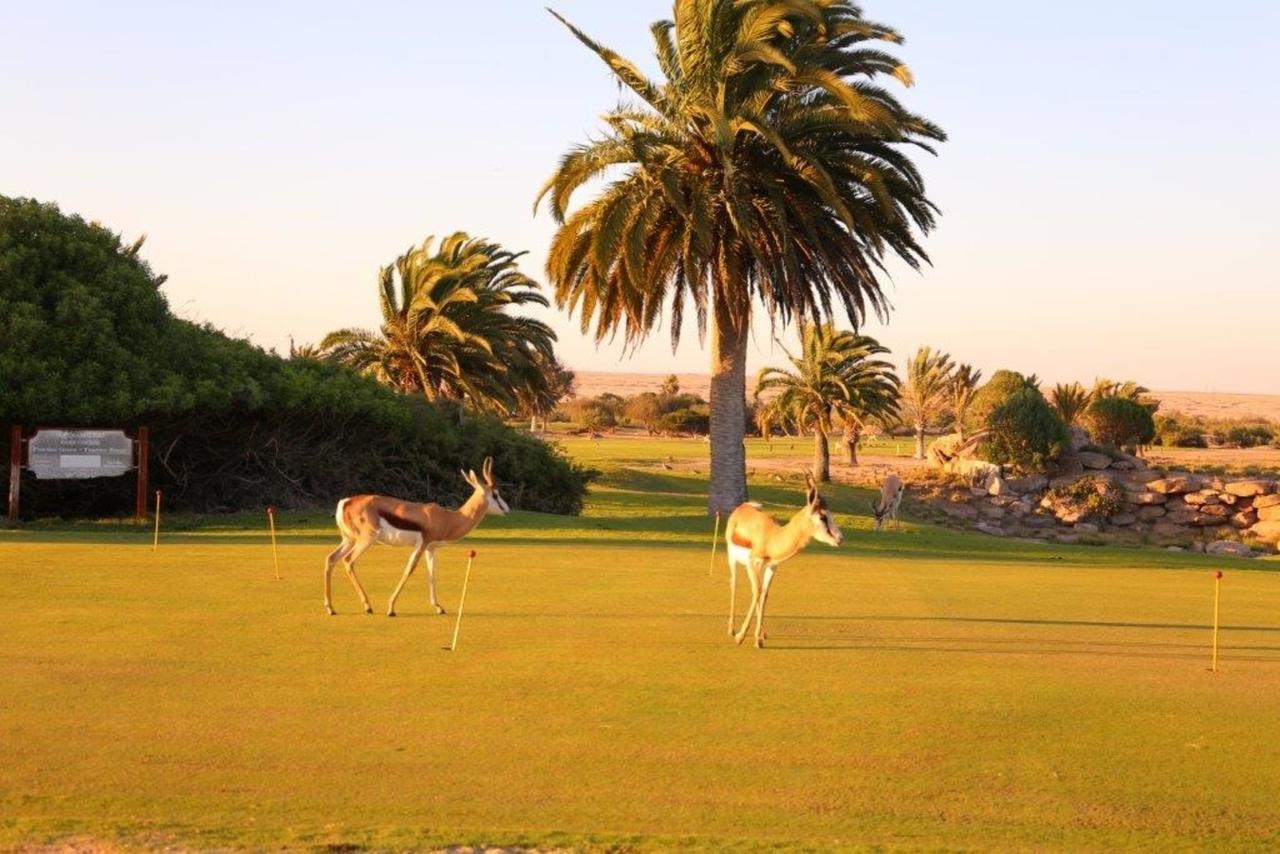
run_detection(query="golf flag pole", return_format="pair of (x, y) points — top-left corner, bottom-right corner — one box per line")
(448, 549), (477, 652)
(152, 490), (162, 552)
(267, 506), (281, 580)
(1211, 570), (1223, 672)
(707, 512), (721, 576)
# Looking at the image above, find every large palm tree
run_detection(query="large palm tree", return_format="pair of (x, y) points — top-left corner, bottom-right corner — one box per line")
(899, 346), (955, 459)
(319, 233), (557, 413)
(755, 323), (897, 481)
(1050, 382), (1093, 426)
(538, 1), (944, 513)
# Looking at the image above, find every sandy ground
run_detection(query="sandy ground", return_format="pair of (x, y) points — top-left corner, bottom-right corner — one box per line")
(574, 371), (1280, 423)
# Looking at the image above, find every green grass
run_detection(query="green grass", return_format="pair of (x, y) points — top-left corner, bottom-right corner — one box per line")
(3, 444), (1280, 850)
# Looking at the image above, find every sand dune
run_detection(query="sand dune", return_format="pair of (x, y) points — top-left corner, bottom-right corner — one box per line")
(573, 371), (1280, 423)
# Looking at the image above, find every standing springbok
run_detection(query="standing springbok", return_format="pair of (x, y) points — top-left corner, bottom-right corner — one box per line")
(724, 473), (844, 649)
(323, 457), (509, 617)
(870, 473), (904, 530)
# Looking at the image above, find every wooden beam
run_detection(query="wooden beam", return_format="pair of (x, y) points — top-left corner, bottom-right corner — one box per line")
(135, 426), (149, 524)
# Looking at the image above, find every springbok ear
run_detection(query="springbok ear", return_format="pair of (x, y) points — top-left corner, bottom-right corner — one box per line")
(460, 469), (474, 487)
(483, 456), (494, 485)
(467, 469), (481, 488)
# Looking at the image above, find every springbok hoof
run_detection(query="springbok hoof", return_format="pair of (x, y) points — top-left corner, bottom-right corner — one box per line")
(364, 606), (373, 615)
(387, 611), (396, 618)
(325, 606), (335, 616)
(755, 638), (765, 649)
(435, 607), (447, 616)
(734, 632), (747, 646)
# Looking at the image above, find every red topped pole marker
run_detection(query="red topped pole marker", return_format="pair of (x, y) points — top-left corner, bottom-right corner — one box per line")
(446, 549), (478, 652)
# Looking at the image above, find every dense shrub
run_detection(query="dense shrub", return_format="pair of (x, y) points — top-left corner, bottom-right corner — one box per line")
(0, 195), (593, 518)
(1085, 396), (1156, 449)
(965, 369), (1036, 434)
(658, 407), (710, 435)
(1224, 424), (1275, 448)
(981, 387), (1069, 472)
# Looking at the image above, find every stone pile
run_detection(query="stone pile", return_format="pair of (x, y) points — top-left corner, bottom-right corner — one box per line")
(918, 440), (1277, 557)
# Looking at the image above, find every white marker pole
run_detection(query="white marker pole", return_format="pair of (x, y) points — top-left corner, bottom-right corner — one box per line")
(447, 549), (477, 652)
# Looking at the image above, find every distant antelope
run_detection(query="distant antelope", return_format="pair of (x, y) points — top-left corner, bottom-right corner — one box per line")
(871, 474), (904, 530)
(323, 457), (509, 617)
(724, 472), (844, 649)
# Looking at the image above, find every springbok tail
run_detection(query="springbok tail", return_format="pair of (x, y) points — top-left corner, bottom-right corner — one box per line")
(334, 498), (353, 539)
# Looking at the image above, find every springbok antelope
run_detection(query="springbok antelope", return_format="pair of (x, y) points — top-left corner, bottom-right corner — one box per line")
(871, 473), (904, 530)
(724, 473), (844, 649)
(323, 457), (509, 617)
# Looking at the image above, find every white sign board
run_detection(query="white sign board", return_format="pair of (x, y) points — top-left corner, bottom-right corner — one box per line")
(28, 430), (134, 480)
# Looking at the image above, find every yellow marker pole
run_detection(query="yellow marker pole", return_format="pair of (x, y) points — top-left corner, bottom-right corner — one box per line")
(267, 506), (281, 580)
(152, 490), (162, 552)
(707, 512), (722, 576)
(447, 549), (477, 652)
(1211, 570), (1223, 672)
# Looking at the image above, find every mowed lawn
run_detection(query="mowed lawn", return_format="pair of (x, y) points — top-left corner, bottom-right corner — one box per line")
(3, 463), (1280, 850)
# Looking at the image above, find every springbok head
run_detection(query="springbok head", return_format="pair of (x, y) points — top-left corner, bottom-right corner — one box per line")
(461, 456), (510, 516)
(804, 472), (844, 546)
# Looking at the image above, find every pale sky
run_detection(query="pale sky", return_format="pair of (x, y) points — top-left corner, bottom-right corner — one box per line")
(3, 1), (1277, 393)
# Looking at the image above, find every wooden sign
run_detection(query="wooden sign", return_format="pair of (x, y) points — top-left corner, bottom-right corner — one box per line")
(28, 429), (134, 480)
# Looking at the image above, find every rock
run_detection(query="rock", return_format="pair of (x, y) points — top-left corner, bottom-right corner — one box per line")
(1232, 510), (1259, 529)
(1148, 476), (1199, 495)
(1184, 490), (1221, 506)
(975, 522), (1006, 537)
(1074, 522), (1100, 535)
(1191, 514), (1226, 527)
(1111, 513), (1137, 526)
(1056, 508), (1089, 525)
(989, 495), (1019, 508)
(1206, 540), (1254, 558)
(969, 487), (990, 497)
(1005, 474), (1048, 493)
(1224, 479), (1276, 498)
(1152, 522), (1192, 541)
(942, 503), (978, 521)
(1254, 494), (1280, 510)
(1125, 469), (1164, 485)
(1250, 521), (1280, 543)
(978, 504), (1007, 521)
(1022, 515), (1055, 529)
(1109, 459), (1136, 470)
(1218, 492), (1239, 506)
(1137, 506), (1168, 521)
(987, 475), (1012, 496)
(944, 459), (1002, 482)
(1197, 504), (1231, 518)
(1125, 491), (1167, 506)
(1077, 451), (1112, 470)
(1258, 504), (1280, 523)
(1069, 425), (1091, 452)
(1191, 542), (1206, 554)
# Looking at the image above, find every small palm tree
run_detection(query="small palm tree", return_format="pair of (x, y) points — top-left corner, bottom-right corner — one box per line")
(1051, 382), (1093, 426)
(899, 346), (955, 459)
(949, 364), (983, 439)
(539, 1), (943, 513)
(517, 356), (576, 432)
(755, 324), (897, 481)
(319, 233), (557, 413)
(1092, 378), (1158, 412)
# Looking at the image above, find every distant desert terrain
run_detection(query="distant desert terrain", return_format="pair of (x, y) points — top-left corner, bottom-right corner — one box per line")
(574, 371), (1280, 422)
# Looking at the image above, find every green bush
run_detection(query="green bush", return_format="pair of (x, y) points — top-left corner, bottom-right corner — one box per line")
(0, 195), (593, 517)
(1224, 424), (1275, 448)
(1085, 396), (1156, 449)
(981, 387), (1069, 472)
(658, 407), (710, 435)
(965, 370), (1036, 434)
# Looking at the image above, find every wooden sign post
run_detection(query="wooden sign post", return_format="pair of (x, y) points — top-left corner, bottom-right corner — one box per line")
(135, 427), (149, 524)
(7, 426), (20, 525)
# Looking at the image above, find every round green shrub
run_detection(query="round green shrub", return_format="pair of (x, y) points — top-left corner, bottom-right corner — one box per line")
(982, 387), (1069, 472)
(965, 370), (1036, 434)
(1085, 396), (1156, 449)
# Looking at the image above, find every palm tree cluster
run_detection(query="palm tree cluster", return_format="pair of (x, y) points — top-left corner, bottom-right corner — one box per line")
(898, 347), (985, 459)
(755, 323), (898, 481)
(317, 233), (565, 416)
(540, 0), (944, 513)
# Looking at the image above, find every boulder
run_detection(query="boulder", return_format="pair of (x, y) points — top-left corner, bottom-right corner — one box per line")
(1250, 521), (1280, 544)
(1190, 513), (1226, 527)
(1218, 492), (1239, 506)
(1258, 504), (1280, 523)
(978, 503), (1007, 521)
(1254, 494), (1280, 510)
(1137, 506), (1168, 521)
(1005, 474), (1048, 493)
(1232, 510), (1258, 529)
(1224, 479), (1276, 498)
(1077, 451), (1111, 470)
(1074, 522), (1100, 535)
(975, 522), (1006, 537)
(1056, 508), (1090, 525)
(1022, 515), (1055, 529)
(1109, 459), (1136, 470)
(1184, 490), (1220, 507)
(1206, 540), (1254, 558)
(1069, 425), (1091, 451)
(1197, 504), (1231, 518)
(1124, 469), (1164, 485)
(1148, 476), (1199, 495)
(1111, 513), (1137, 527)
(1152, 522), (1193, 541)
(1125, 491), (1167, 506)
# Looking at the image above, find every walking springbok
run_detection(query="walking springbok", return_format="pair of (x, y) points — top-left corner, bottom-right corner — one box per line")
(724, 473), (844, 649)
(870, 473), (904, 530)
(323, 457), (509, 617)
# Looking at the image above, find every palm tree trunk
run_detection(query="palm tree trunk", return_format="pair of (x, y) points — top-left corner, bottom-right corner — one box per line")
(813, 428), (831, 482)
(707, 307), (748, 515)
(844, 425), (861, 466)
(915, 423), (927, 459)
